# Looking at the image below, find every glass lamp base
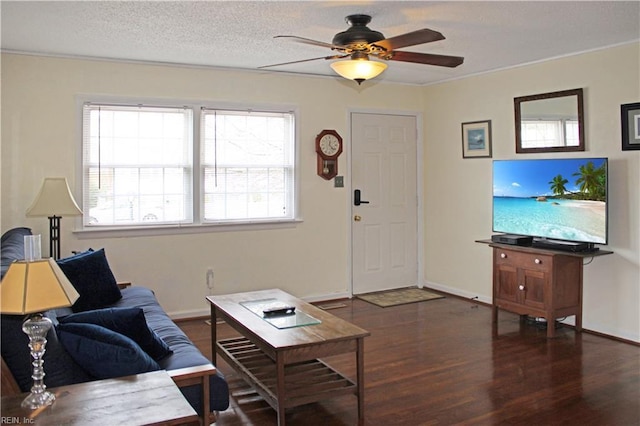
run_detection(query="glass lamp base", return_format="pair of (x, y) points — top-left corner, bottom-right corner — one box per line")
(21, 390), (55, 409)
(21, 313), (55, 409)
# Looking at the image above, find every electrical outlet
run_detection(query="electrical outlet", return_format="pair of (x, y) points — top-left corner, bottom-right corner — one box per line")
(334, 176), (344, 187)
(206, 268), (214, 290)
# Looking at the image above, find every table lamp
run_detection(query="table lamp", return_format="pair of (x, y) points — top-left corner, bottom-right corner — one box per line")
(0, 235), (80, 409)
(26, 177), (83, 260)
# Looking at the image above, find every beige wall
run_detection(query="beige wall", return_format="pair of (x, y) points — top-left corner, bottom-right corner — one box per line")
(423, 43), (640, 341)
(2, 43), (639, 342)
(0, 53), (424, 317)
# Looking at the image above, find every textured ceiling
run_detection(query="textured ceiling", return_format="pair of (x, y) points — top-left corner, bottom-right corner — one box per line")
(2, 1), (639, 85)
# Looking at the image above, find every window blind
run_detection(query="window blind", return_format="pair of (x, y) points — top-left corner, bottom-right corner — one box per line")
(82, 103), (193, 226)
(200, 109), (295, 222)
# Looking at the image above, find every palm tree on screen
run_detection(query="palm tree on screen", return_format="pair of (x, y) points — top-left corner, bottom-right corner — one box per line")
(573, 161), (606, 201)
(549, 174), (569, 196)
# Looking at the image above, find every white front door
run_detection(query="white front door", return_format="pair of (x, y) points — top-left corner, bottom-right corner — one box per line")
(351, 112), (418, 294)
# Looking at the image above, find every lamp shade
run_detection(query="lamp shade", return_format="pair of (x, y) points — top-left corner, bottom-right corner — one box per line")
(0, 259), (79, 314)
(26, 178), (83, 217)
(330, 59), (388, 84)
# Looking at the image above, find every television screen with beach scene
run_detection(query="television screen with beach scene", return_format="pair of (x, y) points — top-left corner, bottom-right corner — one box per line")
(493, 158), (608, 245)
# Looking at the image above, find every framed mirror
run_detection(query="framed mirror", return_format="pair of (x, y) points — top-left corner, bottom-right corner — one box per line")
(514, 88), (584, 153)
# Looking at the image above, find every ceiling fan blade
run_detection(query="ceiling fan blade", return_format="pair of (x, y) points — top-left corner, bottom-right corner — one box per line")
(274, 35), (345, 50)
(372, 29), (445, 51)
(259, 54), (348, 69)
(386, 51), (464, 68)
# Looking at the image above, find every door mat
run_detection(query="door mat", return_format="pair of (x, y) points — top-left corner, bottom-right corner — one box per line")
(356, 287), (444, 308)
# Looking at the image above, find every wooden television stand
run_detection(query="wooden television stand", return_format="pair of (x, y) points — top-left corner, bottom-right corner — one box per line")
(477, 239), (613, 338)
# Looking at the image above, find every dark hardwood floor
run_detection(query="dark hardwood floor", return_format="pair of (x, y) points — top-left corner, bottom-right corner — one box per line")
(178, 295), (639, 426)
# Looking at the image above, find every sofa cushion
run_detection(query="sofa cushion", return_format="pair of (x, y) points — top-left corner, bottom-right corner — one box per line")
(57, 322), (160, 379)
(57, 249), (122, 312)
(1, 227), (32, 279)
(59, 307), (172, 361)
(112, 286), (230, 412)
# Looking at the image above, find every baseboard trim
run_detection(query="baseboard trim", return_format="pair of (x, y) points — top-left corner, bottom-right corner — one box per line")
(581, 327), (640, 347)
(167, 291), (353, 321)
(423, 280), (640, 346)
(169, 309), (210, 320)
(423, 280), (492, 305)
(169, 285), (639, 346)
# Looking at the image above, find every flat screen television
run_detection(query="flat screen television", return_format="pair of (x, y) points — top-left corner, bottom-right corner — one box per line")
(493, 157), (608, 249)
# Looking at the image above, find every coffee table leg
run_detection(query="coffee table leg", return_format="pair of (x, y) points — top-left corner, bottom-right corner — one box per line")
(276, 355), (286, 426)
(210, 304), (217, 365)
(357, 337), (365, 425)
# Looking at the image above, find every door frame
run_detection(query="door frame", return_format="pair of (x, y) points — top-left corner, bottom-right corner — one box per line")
(347, 108), (425, 296)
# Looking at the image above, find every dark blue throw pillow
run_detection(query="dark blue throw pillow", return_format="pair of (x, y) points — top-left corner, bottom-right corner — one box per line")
(57, 249), (122, 312)
(57, 323), (160, 379)
(59, 308), (172, 361)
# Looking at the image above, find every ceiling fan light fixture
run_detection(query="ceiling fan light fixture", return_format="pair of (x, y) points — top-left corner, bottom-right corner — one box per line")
(330, 58), (387, 85)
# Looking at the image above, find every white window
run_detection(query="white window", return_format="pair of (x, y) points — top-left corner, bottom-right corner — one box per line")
(521, 118), (579, 148)
(201, 109), (295, 223)
(81, 102), (297, 229)
(521, 120), (564, 148)
(564, 119), (579, 146)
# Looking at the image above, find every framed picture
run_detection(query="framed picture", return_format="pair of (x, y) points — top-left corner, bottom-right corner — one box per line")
(462, 120), (492, 158)
(621, 102), (640, 150)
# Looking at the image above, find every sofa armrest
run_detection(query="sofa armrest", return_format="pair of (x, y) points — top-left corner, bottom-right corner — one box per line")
(168, 364), (217, 425)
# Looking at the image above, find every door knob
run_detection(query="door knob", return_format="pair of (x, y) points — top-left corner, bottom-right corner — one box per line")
(354, 215), (362, 221)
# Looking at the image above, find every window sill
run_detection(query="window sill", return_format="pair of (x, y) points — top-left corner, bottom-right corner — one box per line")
(73, 219), (303, 239)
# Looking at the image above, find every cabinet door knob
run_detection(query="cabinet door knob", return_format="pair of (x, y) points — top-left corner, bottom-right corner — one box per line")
(500, 253), (507, 259)
(535, 258), (541, 264)
(518, 285), (525, 291)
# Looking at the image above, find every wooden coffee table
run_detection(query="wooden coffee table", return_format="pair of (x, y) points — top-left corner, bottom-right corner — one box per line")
(208, 289), (370, 426)
(0, 370), (199, 425)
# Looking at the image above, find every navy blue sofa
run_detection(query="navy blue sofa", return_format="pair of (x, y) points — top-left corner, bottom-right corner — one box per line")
(1, 227), (229, 422)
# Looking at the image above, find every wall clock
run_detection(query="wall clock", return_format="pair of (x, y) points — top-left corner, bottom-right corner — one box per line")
(315, 129), (343, 180)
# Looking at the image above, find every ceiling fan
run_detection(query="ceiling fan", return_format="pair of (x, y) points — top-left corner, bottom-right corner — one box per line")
(261, 14), (464, 84)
